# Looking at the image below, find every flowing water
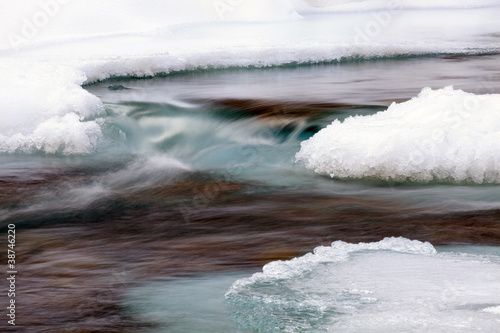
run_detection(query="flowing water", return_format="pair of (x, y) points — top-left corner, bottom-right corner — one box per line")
(1, 1), (500, 332)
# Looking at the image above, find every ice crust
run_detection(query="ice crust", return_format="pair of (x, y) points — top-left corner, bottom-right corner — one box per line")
(296, 87), (500, 183)
(1, 0), (499, 154)
(226, 237), (500, 332)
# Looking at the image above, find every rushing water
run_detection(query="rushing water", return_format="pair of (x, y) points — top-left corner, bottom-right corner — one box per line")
(3, 55), (500, 226)
(2, 55), (500, 332)
(1, 1), (500, 332)
(122, 243), (500, 333)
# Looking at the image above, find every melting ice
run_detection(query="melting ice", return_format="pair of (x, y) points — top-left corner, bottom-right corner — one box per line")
(296, 87), (500, 183)
(226, 237), (500, 332)
(1, 0), (500, 154)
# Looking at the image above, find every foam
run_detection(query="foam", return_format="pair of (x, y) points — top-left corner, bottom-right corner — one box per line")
(102, 155), (191, 191)
(0, 154), (191, 221)
(226, 237), (500, 332)
(296, 87), (500, 183)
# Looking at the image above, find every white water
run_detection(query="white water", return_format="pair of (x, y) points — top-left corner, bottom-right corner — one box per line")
(2, 3), (500, 331)
(1, 0), (499, 154)
(226, 237), (500, 332)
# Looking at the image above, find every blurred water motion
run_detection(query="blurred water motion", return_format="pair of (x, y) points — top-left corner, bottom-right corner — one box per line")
(1, 55), (500, 332)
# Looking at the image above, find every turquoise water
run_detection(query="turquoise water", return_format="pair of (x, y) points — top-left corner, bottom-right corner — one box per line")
(1, 56), (500, 332)
(87, 55), (500, 212)
(124, 245), (500, 333)
(124, 272), (258, 333)
(5, 56), (500, 226)
(2, 2), (500, 331)
(95, 56), (500, 333)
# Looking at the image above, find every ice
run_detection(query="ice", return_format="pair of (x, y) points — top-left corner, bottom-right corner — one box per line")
(0, 1), (499, 154)
(226, 237), (500, 332)
(296, 87), (500, 183)
(0, 61), (104, 154)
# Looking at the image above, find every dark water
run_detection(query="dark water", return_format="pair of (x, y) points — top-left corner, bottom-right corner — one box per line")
(1, 55), (500, 332)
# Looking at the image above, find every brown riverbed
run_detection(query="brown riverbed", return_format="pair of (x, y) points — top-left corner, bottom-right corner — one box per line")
(1, 170), (500, 332)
